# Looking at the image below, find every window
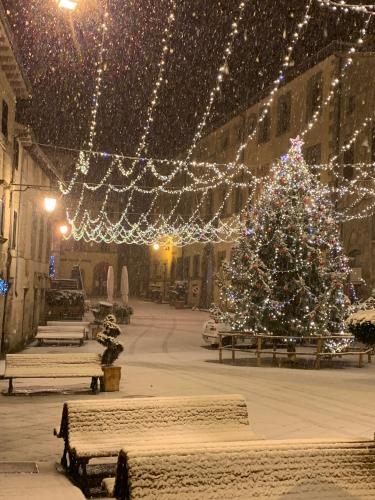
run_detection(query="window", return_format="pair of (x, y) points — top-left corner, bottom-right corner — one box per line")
(206, 191), (213, 216)
(170, 260), (176, 281)
(2, 100), (8, 139)
(233, 123), (242, 144)
(304, 144), (321, 174)
(218, 130), (229, 152)
(193, 255), (201, 278)
(221, 186), (228, 216)
(246, 113), (257, 136)
(183, 256), (190, 280)
(234, 187), (242, 214)
(277, 92), (291, 136)
(343, 144), (355, 180)
(258, 106), (271, 144)
(11, 211), (17, 250)
(31, 211), (38, 260)
(346, 95), (355, 116)
(217, 251), (226, 271)
(306, 72), (323, 122)
(176, 257), (183, 280)
(38, 215), (45, 261)
(0, 198), (4, 236)
(13, 140), (19, 170)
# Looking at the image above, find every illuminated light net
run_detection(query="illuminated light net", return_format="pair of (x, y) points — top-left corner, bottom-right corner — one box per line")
(60, 0), (375, 246)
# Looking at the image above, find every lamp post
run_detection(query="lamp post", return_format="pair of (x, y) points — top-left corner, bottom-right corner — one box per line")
(57, 0), (78, 10)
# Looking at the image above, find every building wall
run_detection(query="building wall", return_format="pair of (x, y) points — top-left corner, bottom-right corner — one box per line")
(2, 136), (56, 352)
(59, 240), (119, 297)
(149, 46), (375, 307)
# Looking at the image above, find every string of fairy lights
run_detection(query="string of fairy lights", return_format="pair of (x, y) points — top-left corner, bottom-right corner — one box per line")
(58, 0), (375, 246)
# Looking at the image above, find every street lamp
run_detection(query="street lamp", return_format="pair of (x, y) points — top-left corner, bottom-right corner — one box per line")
(153, 243), (160, 251)
(59, 224), (69, 236)
(57, 0), (78, 11)
(44, 197), (57, 213)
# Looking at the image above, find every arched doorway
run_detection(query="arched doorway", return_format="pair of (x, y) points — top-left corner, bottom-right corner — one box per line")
(92, 261), (110, 297)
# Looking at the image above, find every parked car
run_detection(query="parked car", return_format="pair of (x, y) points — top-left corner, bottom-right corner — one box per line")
(202, 319), (232, 347)
(202, 318), (257, 349)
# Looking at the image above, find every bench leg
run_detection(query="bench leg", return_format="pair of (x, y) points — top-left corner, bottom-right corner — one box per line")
(61, 441), (68, 469)
(78, 458), (90, 497)
(359, 353), (364, 368)
(368, 352), (372, 364)
(8, 378), (13, 395)
(90, 377), (98, 394)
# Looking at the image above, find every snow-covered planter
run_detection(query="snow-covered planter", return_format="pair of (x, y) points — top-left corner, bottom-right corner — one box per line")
(46, 289), (85, 320)
(347, 310), (375, 347)
(96, 315), (124, 391)
(46, 289), (85, 307)
(113, 303), (133, 324)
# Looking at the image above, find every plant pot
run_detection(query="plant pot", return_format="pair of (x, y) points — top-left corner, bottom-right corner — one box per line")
(175, 300), (185, 309)
(100, 365), (122, 392)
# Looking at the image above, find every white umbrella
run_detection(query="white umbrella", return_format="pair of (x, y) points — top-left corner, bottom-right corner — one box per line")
(121, 266), (129, 306)
(107, 266), (114, 304)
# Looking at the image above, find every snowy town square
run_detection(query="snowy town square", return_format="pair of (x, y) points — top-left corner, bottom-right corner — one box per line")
(2, 0), (375, 499)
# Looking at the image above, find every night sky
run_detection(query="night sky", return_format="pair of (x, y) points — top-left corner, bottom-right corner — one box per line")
(3, 0), (371, 160)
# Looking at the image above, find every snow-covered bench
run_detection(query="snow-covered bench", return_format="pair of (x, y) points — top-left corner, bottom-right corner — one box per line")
(4, 353), (102, 395)
(55, 394), (254, 495)
(106, 438), (375, 499)
(35, 331), (86, 346)
(47, 321), (90, 327)
(36, 325), (88, 345)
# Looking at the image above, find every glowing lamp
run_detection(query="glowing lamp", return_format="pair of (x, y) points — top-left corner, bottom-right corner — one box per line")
(153, 243), (160, 251)
(57, 0), (78, 11)
(44, 197), (57, 213)
(59, 224), (69, 236)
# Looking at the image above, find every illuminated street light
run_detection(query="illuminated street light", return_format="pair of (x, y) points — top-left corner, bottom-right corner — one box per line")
(59, 224), (69, 236)
(153, 243), (160, 251)
(57, 0), (78, 11)
(44, 197), (57, 213)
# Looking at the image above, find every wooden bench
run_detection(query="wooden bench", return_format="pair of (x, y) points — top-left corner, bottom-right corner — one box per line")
(107, 438), (375, 499)
(4, 353), (102, 395)
(35, 331), (86, 346)
(55, 394), (255, 495)
(47, 321), (90, 327)
(36, 325), (88, 345)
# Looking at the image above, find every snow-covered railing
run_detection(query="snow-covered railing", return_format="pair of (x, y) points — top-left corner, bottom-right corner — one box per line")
(217, 333), (372, 369)
(110, 438), (375, 499)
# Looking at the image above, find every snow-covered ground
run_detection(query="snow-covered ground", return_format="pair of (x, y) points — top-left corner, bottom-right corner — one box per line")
(1, 299), (375, 497)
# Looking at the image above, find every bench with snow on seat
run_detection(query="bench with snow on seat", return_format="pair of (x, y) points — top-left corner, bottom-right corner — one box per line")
(103, 437), (375, 499)
(36, 325), (88, 345)
(54, 394), (255, 495)
(4, 353), (103, 395)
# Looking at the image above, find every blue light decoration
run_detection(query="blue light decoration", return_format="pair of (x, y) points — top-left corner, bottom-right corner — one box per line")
(49, 255), (56, 279)
(0, 279), (9, 295)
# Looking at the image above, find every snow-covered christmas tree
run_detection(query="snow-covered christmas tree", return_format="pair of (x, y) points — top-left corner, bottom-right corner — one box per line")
(217, 138), (350, 340)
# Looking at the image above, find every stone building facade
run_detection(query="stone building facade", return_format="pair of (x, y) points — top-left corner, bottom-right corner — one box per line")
(0, 4), (59, 353)
(149, 41), (375, 307)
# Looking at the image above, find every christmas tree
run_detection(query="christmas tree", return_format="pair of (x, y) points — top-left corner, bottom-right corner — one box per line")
(217, 138), (350, 342)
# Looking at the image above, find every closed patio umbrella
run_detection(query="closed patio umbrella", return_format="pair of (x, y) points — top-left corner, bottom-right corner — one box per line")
(107, 266), (114, 304)
(121, 266), (129, 306)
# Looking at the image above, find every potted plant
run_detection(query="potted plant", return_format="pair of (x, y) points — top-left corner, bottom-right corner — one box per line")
(97, 314), (124, 391)
(113, 303), (133, 325)
(172, 281), (187, 309)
